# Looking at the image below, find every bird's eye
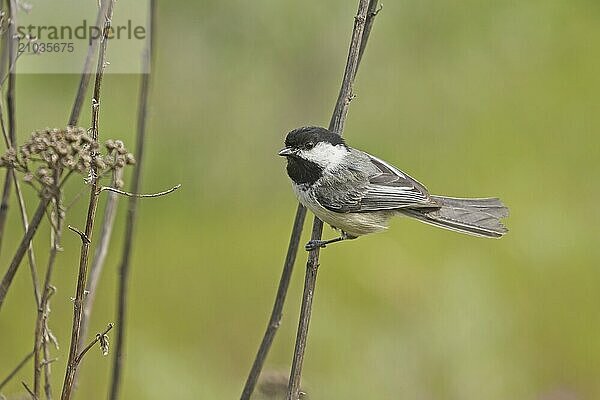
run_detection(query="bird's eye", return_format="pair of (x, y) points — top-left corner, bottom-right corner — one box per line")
(305, 141), (315, 149)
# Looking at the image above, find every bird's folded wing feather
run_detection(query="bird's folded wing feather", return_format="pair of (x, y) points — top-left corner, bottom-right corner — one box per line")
(317, 153), (434, 213)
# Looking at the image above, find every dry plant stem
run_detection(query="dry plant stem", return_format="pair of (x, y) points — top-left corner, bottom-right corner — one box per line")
(60, 2), (115, 399)
(12, 175), (41, 307)
(0, 28), (42, 311)
(286, 217), (323, 400)
(357, 1), (381, 67)
(68, 1), (110, 126)
(240, 204), (307, 400)
(74, 323), (114, 367)
(79, 170), (123, 345)
(42, 342), (53, 400)
(74, 169), (123, 391)
(0, 169), (12, 252)
(0, 197), (51, 311)
(98, 183), (180, 198)
(22, 381), (39, 400)
(287, 1), (377, 399)
(0, 0), (18, 255)
(34, 194), (64, 399)
(241, 2), (380, 398)
(110, 2), (155, 397)
(0, 351), (33, 390)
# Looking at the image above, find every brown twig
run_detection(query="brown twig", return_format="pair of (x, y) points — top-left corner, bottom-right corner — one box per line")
(0, 196), (51, 311)
(357, 2), (382, 67)
(74, 323), (114, 367)
(98, 183), (180, 198)
(60, 2), (116, 399)
(0, 351), (33, 390)
(66, 225), (90, 244)
(0, 44), (42, 309)
(22, 381), (39, 400)
(68, 1), (110, 126)
(12, 176), (41, 307)
(241, 2), (380, 399)
(0, 0), (18, 255)
(76, 169), (123, 381)
(34, 190), (64, 399)
(109, 1), (155, 398)
(286, 1), (379, 399)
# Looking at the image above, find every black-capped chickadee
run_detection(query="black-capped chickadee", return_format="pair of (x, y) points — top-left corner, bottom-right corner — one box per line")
(278, 126), (508, 251)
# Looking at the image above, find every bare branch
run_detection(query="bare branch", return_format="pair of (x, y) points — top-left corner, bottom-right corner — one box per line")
(98, 183), (181, 198)
(67, 225), (90, 244)
(77, 169), (123, 384)
(22, 381), (39, 400)
(287, 1), (379, 399)
(74, 323), (114, 367)
(0, 351), (33, 390)
(0, 0), (18, 256)
(0, 197), (51, 311)
(110, 1), (156, 398)
(34, 192), (64, 399)
(60, 2), (116, 399)
(12, 175), (41, 307)
(68, 1), (110, 126)
(241, 2), (380, 399)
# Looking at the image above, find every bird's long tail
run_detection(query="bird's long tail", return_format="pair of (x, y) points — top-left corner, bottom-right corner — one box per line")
(399, 196), (509, 238)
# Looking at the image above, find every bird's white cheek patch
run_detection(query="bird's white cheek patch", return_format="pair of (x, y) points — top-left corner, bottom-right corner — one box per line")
(300, 143), (348, 171)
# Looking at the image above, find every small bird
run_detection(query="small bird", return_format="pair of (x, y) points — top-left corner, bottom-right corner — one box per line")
(278, 126), (508, 251)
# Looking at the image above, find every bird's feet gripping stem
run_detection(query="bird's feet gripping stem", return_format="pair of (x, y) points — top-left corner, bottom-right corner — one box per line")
(305, 232), (353, 251)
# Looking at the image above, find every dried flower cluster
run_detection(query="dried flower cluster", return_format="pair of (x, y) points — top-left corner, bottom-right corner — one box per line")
(0, 126), (135, 191)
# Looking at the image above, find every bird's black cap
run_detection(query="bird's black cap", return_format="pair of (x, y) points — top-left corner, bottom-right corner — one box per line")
(285, 126), (346, 148)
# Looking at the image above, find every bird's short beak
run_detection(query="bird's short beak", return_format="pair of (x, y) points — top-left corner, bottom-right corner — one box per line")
(278, 147), (295, 157)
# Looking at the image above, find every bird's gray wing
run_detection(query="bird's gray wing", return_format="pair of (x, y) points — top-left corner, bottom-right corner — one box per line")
(316, 152), (434, 213)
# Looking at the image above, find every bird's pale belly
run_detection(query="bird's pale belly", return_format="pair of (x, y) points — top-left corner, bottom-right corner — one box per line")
(292, 184), (394, 237)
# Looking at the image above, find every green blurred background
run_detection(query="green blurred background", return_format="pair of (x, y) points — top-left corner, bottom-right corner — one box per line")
(1, 0), (600, 399)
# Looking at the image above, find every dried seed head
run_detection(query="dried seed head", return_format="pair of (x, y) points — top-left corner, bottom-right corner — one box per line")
(1, 127), (135, 189)
(125, 153), (136, 165)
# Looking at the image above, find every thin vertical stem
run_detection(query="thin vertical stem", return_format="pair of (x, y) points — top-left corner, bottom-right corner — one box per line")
(60, 2), (116, 399)
(286, 1), (378, 399)
(0, 0), (18, 254)
(286, 217), (323, 400)
(68, 1), (110, 127)
(241, 1), (379, 399)
(34, 190), (63, 399)
(109, 1), (155, 398)
(79, 170), (123, 346)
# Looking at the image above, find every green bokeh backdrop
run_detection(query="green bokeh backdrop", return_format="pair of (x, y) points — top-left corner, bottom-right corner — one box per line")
(1, 1), (600, 399)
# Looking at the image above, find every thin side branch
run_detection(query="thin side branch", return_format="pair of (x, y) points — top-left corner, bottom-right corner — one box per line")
(109, 1), (156, 398)
(67, 225), (90, 244)
(0, 351), (33, 390)
(98, 183), (180, 198)
(60, 2), (116, 399)
(287, 1), (379, 399)
(74, 323), (114, 367)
